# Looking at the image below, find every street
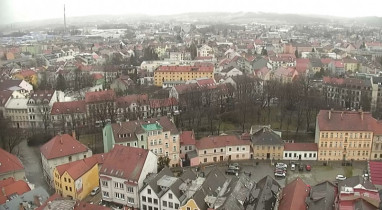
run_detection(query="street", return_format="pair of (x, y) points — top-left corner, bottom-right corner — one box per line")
(18, 140), (53, 194)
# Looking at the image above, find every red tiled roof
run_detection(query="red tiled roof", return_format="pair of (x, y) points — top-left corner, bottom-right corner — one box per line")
(369, 161), (382, 186)
(323, 76), (345, 85)
(334, 60), (344, 68)
(180, 131), (196, 146)
(92, 153), (109, 165)
(196, 78), (215, 87)
(278, 178), (309, 210)
(40, 134), (89, 160)
(17, 70), (36, 77)
(51, 100), (86, 115)
(85, 89), (116, 103)
(317, 110), (382, 132)
(0, 148), (24, 175)
(149, 98), (178, 109)
(3, 180), (31, 198)
(0, 177), (15, 188)
(100, 145), (149, 181)
(174, 83), (198, 94)
(116, 94), (148, 108)
(196, 135), (250, 150)
(92, 73), (104, 80)
(321, 58), (333, 64)
(156, 65), (214, 73)
(55, 156), (98, 180)
(284, 143), (318, 151)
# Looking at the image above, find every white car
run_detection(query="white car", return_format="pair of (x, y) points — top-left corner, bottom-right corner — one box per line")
(276, 163), (287, 169)
(90, 186), (100, 196)
(336, 175), (346, 181)
(275, 172), (286, 177)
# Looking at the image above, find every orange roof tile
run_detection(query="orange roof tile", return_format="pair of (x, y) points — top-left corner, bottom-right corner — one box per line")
(196, 135), (250, 150)
(40, 134), (89, 160)
(85, 89), (116, 103)
(284, 143), (318, 151)
(180, 131), (196, 146)
(51, 100), (86, 115)
(278, 178), (309, 210)
(0, 148), (24, 175)
(56, 157), (98, 180)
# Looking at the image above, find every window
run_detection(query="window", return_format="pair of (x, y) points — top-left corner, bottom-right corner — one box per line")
(143, 205), (147, 210)
(204, 150), (207, 154)
(163, 201), (167, 207)
(103, 191), (109, 198)
(229, 147), (232, 151)
(68, 156), (72, 161)
(127, 187), (133, 193)
(142, 196), (146, 202)
(148, 197), (152, 203)
(175, 203), (179, 209)
(169, 202), (173, 208)
(64, 178), (67, 182)
(68, 179), (71, 183)
(204, 158), (207, 162)
(173, 136), (176, 143)
(237, 147), (239, 151)
(165, 133), (168, 139)
(187, 207), (191, 210)
(65, 186), (68, 190)
(128, 197), (134, 204)
(69, 187), (72, 192)
(154, 198), (158, 204)
(220, 148), (223, 152)
(147, 189), (151, 194)
(285, 153), (288, 157)
(165, 143), (169, 148)
(173, 146), (176, 152)
(115, 192), (125, 200)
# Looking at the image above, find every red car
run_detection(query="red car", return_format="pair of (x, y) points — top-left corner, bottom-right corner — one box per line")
(306, 164), (311, 171)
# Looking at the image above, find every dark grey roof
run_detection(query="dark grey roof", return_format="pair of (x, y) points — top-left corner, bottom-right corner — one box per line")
(251, 128), (284, 146)
(306, 181), (336, 210)
(247, 175), (281, 210)
(354, 198), (377, 210)
(253, 58), (268, 70)
(310, 58), (323, 68)
(338, 176), (376, 191)
(0, 186), (49, 210)
(141, 167), (173, 195)
(170, 169), (197, 199)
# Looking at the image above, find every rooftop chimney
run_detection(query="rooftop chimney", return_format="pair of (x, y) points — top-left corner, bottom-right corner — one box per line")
(329, 109), (332, 120)
(72, 130), (76, 140)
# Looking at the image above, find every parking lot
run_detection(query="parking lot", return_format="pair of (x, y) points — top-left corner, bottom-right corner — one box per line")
(202, 160), (368, 188)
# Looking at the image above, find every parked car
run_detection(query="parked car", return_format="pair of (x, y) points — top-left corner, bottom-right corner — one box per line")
(276, 163), (287, 169)
(226, 169), (238, 176)
(228, 163), (240, 171)
(90, 186), (100, 196)
(299, 164), (304, 172)
(305, 164), (311, 171)
(275, 169), (286, 175)
(336, 175), (347, 181)
(290, 164), (296, 171)
(275, 171), (286, 178)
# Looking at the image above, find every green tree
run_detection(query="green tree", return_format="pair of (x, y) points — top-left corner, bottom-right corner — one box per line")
(157, 156), (170, 172)
(56, 74), (67, 91)
(190, 42), (197, 60)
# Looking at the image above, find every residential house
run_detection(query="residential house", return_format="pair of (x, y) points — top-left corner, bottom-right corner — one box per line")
(40, 133), (92, 187)
(53, 156), (99, 200)
(4, 98), (29, 128)
(13, 70), (38, 87)
(99, 145), (157, 209)
(27, 90), (62, 130)
(103, 116), (180, 167)
(179, 167), (228, 210)
(220, 67), (243, 77)
(110, 75), (134, 94)
(179, 131), (196, 167)
(283, 143), (318, 161)
(197, 45), (214, 58)
(251, 127), (285, 160)
(149, 98), (178, 118)
(278, 178), (309, 210)
(245, 175), (281, 210)
(0, 148), (25, 181)
(116, 94), (150, 121)
(195, 135), (251, 166)
(315, 110), (382, 161)
(268, 54), (296, 70)
(153, 64), (214, 87)
(272, 67), (298, 83)
(328, 60), (345, 75)
(51, 100), (87, 134)
(0, 186), (49, 210)
(0, 79), (33, 97)
(336, 176), (380, 209)
(305, 181), (336, 210)
(0, 178), (31, 206)
(343, 58), (360, 72)
(85, 89), (117, 127)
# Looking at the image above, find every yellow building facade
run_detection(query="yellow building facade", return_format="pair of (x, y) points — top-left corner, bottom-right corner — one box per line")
(315, 110), (380, 161)
(53, 157), (99, 200)
(154, 65), (214, 86)
(14, 71), (38, 87)
(251, 128), (284, 160)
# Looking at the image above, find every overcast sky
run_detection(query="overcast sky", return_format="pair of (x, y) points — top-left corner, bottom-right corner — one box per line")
(0, 0), (381, 25)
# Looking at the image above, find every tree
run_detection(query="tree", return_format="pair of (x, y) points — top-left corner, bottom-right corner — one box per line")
(157, 156), (170, 172)
(38, 71), (49, 90)
(0, 115), (23, 153)
(190, 43), (197, 60)
(295, 49), (299, 58)
(56, 74), (67, 91)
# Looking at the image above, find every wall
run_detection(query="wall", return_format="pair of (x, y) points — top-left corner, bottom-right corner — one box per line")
(0, 170), (26, 181)
(77, 164), (99, 200)
(253, 144), (284, 160)
(283, 151), (317, 160)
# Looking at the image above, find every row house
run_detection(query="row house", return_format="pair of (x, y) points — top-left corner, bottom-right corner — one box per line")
(27, 90), (62, 130)
(100, 145), (157, 209)
(102, 116), (180, 167)
(251, 127), (284, 160)
(321, 76), (376, 112)
(4, 98), (29, 128)
(115, 94), (150, 122)
(268, 54), (296, 70)
(153, 63), (214, 87)
(53, 156), (99, 200)
(85, 89), (117, 128)
(194, 135), (251, 165)
(40, 133), (92, 187)
(315, 110), (382, 161)
(51, 100), (87, 134)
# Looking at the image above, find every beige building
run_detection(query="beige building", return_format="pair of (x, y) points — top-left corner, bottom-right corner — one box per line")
(195, 135), (251, 165)
(315, 110), (381, 161)
(4, 98), (29, 129)
(251, 127), (284, 160)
